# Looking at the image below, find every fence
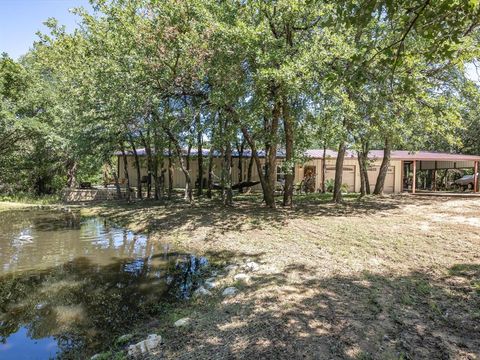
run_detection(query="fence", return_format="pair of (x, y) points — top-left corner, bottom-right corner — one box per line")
(62, 188), (134, 203)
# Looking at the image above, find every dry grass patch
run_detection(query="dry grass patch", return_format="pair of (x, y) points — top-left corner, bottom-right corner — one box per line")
(85, 195), (480, 359)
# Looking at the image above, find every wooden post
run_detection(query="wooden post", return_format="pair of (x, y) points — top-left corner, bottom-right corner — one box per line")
(474, 161), (478, 193)
(412, 160), (416, 194)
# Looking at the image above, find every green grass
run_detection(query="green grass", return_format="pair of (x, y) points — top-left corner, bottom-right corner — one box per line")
(0, 193), (61, 205)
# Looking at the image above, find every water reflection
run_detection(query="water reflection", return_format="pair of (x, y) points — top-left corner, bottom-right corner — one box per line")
(0, 209), (210, 359)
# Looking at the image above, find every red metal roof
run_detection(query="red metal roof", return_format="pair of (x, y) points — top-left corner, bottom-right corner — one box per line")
(306, 149), (480, 161)
(117, 148), (480, 161)
(361, 150), (480, 162)
(304, 149), (339, 158)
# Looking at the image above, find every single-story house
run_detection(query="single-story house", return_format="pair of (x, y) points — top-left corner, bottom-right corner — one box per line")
(116, 149), (480, 194)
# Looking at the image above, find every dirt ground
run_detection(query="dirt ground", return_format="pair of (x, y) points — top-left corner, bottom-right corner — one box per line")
(85, 194), (480, 360)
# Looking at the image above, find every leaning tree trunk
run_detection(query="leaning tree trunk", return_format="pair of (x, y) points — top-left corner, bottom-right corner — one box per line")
(373, 138), (391, 195)
(247, 155), (254, 182)
(164, 128), (193, 203)
(333, 141), (347, 203)
(231, 102), (278, 208)
(66, 160), (78, 188)
(241, 124), (277, 208)
(282, 97), (294, 207)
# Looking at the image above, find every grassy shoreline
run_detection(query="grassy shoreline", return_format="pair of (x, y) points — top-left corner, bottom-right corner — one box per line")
(78, 194), (480, 359)
(3, 194), (480, 358)
(0, 201), (59, 212)
(0, 194), (61, 210)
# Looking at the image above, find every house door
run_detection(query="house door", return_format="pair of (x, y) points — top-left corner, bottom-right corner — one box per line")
(368, 166), (395, 193)
(303, 165), (316, 193)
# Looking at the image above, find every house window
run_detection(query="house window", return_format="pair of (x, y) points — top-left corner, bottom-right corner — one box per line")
(261, 164), (286, 183)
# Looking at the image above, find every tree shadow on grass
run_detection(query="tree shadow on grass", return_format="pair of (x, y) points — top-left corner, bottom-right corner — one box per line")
(1, 246), (478, 360)
(161, 262), (480, 360)
(91, 194), (412, 235)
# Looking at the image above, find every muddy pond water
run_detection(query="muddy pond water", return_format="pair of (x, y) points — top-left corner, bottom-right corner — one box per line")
(0, 208), (210, 359)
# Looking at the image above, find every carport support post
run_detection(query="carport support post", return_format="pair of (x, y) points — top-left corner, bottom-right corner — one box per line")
(412, 161), (416, 194)
(474, 161), (478, 193)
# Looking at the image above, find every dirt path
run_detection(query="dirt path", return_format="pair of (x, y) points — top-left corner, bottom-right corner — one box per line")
(87, 195), (480, 359)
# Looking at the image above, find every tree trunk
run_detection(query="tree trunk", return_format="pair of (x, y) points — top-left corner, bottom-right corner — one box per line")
(333, 141), (347, 203)
(164, 128), (193, 203)
(373, 138), (391, 195)
(107, 159), (122, 199)
(363, 156), (371, 195)
(438, 169), (448, 190)
(321, 144), (327, 193)
(66, 160), (78, 188)
(358, 151), (367, 197)
(120, 145), (131, 202)
(185, 144), (192, 200)
(247, 154), (254, 182)
(263, 101), (281, 208)
(168, 142), (173, 199)
(236, 140), (245, 193)
(282, 97), (294, 207)
(128, 135), (142, 200)
(139, 131), (153, 199)
(152, 144), (161, 202)
(230, 101), (278, 208)
(196, 114), (204, 196)
(223, 142), (233, 206)
(241, 125), (275, 208)
(207, 144), (214, 199)
(357, 144), (371, 197)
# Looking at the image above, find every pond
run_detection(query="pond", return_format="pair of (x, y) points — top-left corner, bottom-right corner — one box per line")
(0, 208), (210, 359)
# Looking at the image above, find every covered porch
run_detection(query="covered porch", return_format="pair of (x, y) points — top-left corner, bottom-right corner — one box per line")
(399, 152), (480, 194)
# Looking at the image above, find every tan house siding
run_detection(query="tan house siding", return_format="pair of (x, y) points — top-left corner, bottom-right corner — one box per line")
(118, 155), (404, 194)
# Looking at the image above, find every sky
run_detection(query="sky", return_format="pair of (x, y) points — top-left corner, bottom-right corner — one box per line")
(0, 0), (92, 59)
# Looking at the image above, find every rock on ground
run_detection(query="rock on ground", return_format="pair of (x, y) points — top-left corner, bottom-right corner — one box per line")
(224, 264), (238, 272)
(174, 317), (191, 327)
(244, 261), (260, 272)
(222, 287), (238, 297)
(204, 277), (217, 289)
(127, 334), (162, 358)
(233, 273), (251, 283)
(193, 286), (212, 297)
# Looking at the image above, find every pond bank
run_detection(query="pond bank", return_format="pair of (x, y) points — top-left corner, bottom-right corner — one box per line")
(0, 200), (73, 213)
(80, 195), (480, 359)
(0, 205), (256, 359)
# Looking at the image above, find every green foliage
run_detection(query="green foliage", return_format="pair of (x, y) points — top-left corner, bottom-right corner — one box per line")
(324, 179), (349, 193)
(1, 0), (479, 200)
